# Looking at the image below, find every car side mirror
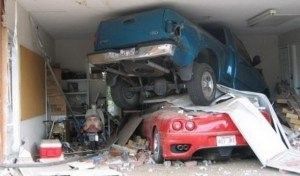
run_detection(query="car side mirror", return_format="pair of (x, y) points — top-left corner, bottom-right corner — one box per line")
(252, 55), (261, 67)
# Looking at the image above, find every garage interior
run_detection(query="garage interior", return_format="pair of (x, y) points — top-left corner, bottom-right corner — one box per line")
(1, 0), (300, 175)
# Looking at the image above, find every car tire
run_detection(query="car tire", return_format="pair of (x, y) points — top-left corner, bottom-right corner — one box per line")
(152, 129), (163, 163)
(111, 78), (140, 109)
(187, 63), (216, 105)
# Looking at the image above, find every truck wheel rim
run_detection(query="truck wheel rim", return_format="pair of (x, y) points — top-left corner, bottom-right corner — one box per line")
(201, 71), (214, 99)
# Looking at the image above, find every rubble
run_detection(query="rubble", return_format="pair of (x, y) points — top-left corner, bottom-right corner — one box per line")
(111, 144), (138, 156)
(163, 161), (171, 167)
(202, 160), (212, 167)
(125, 136), (149, 150)
(184, 160), (198, 167)
(172, 160), (184, 168)
(275, 83), (300, 132)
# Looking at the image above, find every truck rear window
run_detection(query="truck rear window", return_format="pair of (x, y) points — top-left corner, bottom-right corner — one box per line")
(201, 26), (226, 45)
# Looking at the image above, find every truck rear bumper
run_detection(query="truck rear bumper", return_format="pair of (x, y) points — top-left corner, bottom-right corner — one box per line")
(88, 43), (176, 65)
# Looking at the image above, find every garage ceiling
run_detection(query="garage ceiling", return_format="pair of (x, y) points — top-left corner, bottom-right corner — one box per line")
(17, 0), (300, 39)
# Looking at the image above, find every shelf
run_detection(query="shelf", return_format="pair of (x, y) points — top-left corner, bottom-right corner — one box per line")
(63, 79), (87, 82)
(64, 91), (87, 95)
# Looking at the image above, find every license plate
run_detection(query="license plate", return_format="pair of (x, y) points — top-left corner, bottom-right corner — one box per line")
(216, 135), (236, 147)
(119, 48), (135, 57)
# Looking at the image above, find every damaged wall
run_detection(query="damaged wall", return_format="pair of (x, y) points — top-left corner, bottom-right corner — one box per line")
(4, 0), (55, 153)
(239, 34), (280, 97)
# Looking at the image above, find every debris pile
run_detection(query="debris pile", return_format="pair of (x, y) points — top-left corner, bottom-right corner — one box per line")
(275, 83), (300, 150)
(275, 83), (300, 132)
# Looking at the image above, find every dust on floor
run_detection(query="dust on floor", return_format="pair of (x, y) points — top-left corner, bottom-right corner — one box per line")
(123, 158), (297, 176)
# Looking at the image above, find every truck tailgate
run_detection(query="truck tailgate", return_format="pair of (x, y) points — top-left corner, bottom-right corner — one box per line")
(95, 9), (169, 50)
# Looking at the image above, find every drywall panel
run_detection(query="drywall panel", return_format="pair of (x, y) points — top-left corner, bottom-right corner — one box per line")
(239, 35), (279, 97)
(20, 45), (45, 120)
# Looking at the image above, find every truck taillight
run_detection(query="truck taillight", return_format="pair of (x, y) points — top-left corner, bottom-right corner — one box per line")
(185, 121), (195, 131)
(172, 121), (182, 131)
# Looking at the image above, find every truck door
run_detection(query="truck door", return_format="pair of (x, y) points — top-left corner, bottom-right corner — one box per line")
(233, 36), (265, 91)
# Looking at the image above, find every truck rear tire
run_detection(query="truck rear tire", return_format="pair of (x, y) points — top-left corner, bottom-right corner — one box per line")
(111, 78), (140, 109)
(187, 63), (216, 105)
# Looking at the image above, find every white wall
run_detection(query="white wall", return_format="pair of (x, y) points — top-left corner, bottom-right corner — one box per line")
(279, 28), (300, 47)
(239, 35), (280, 97)
(55, 37), (94, 72)
(4, 0), (55, 154)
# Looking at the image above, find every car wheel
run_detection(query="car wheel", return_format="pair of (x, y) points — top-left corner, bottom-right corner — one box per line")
(187, 63), (216, 105)
(111, 78), (140, 109)
(152, 129), (163, 163)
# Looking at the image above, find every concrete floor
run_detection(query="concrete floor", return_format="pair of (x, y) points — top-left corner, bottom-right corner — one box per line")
(124, 158), (297, 176)
(4, 158), (297, 176)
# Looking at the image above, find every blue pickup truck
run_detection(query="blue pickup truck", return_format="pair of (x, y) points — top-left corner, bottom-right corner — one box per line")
(88, 8), (268, 109)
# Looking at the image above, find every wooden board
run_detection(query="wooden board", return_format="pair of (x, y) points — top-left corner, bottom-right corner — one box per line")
(116, 115), (143, 146)
(20, 46), (45, 120)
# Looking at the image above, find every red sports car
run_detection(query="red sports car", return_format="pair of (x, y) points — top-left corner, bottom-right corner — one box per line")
(141, 105), (272, 163)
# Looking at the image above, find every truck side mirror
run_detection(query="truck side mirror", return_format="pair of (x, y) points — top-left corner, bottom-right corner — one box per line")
(252, 55), (261, 67)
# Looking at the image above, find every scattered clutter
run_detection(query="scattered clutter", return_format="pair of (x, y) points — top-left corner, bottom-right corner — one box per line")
(3, 85), (300, 176)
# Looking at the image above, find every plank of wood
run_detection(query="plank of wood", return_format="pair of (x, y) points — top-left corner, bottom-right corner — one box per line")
(277, 98), (288, 104)
(282, 108), (294, 114)
(286, 113), (299, 120)
(289, 118), (300, 125)
(116, 115), (143, 146)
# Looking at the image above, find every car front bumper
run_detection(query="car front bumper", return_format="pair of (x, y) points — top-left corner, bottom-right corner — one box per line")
(160, 131), (247, 160)
(88, 43), (176, 65)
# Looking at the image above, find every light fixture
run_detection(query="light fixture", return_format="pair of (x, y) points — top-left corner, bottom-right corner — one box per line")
(247, 9), (300, 27)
